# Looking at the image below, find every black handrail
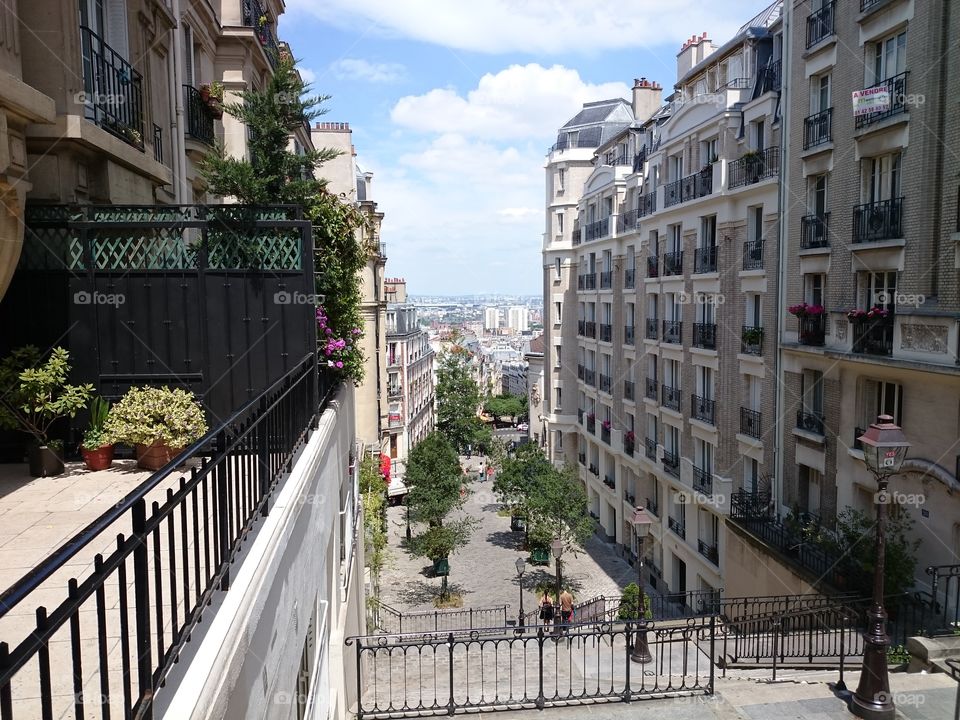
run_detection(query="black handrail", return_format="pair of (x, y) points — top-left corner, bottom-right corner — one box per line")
(183, 84), (216, 145)
(80, 26), (144, 149)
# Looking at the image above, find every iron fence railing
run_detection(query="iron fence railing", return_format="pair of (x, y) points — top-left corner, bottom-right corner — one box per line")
(728, 147), (779, 189)
(645, 438), (657, 460)
(638, 191), (656, 217)
(599, 270), (613, 289)
(80, 26), (144, 150)
(801, 213), (830, 249)
(798, 315), (826, 346)
(693, 466), (714, 495)
(661, 385), (680, 412)
(624, 325), (635, 345)
(854, 72), (909, 129)
(662, 451), (680, 479)
(624, 380), (635, 401)
(693, 322), (717, 349)
(599, 373), (612, 393)
(618, 208), (640, 234)
(691, 394), (715, 425)
(667, 515), (684, 537)
(601, 425), (611, 445)
(645, 318), (658, 340)
(578, 273), (597, 291)
(183, 84), (216, 145)
(647, 255), (659, 278)
(662, 320), (682, 344)
(584, 217), (610, 241)
(796, 409), (825, 435)
(663, 250), (683, 276)
(645, 377), (657, 400)
(740, 407), (762, 439)
(0, 355), (331, 719)
(743, 239), (763, 270)
(806, 0), (835, 48)
(599, 323), (612, 342)
(803, 108), (833, 149)
(624, 268), (636, 288)
(373, 600), (510, 634)
(853, 197), (903, 243)
(851, 316), (894, 356)
(741, 325), (763, 355)
(694, 246), (717, 274)
(664, 169), (713, 207)
(698, 540), (719, 564)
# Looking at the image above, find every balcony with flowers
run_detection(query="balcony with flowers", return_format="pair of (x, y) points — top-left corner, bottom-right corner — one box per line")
(846, 306), (893, 356)
(788, 302), (826, 347)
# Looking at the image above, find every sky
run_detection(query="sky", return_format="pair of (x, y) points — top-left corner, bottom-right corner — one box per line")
(279, 1), (775, 296)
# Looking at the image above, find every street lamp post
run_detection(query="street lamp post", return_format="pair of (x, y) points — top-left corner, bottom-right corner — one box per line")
(851, 414), (911, 720)
(551, 538), (564, 636)
(405, 497), (411, 540)
(630, 507), (653, 664)
(515, 557), (526, 628)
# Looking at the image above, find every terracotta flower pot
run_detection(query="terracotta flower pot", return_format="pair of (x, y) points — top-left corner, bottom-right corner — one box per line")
(135, 442), (184, 471)
(27, 445), (65, 478)
(81, 444), (115, 471)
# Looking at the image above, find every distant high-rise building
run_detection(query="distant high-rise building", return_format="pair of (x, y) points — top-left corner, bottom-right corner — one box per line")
(484, 307), (500, 331)
(508, 306), (529, 332)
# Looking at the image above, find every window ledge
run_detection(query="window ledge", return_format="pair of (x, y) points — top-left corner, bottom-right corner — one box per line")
(799, 246), (831, 256)
(792, 427), (825, 445)
(801, 141), (834, 159)
(802, 36), (837, 61)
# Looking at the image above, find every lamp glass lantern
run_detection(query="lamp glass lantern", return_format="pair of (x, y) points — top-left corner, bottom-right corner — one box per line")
(515, 557), (526, 576)
(857, 414), (910, 477)
(550, 538), (564, 559)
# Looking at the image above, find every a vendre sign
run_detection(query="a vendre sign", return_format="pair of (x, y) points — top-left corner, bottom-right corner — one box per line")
(852, 86), (890, 116)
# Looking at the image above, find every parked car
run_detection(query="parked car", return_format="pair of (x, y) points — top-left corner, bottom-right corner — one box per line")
(516, 422), (529, 432)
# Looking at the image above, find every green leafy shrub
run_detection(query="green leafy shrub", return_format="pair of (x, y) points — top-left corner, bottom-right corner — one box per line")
(104, 387), (208, 448)
(81, 396), (112, 450)
(617, 582), (652, 620)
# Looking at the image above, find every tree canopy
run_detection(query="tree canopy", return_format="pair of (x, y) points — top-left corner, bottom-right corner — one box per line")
(435, 344), (485, 452)
(405, 432), (464, 526)
(484, 395), (526, 423)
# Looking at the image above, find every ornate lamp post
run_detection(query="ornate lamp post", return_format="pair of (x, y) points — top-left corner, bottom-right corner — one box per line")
(851, 414), (910, 720)
(551, 538), (564, 636)
(515, 557), (526, 628)
(630, 507), (653, 663)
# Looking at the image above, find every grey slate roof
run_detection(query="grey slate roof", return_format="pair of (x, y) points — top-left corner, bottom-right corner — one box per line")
(555, 98), (633, 149)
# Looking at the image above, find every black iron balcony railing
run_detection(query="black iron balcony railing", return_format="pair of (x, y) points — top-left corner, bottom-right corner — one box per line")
(803, 108), (833, 149)
(798, 315), (826, 346)
(647, 255), (659, 278)
(586, 416), (596, 433)
(588, 463), (599, 476)
(852, 316), (894, 356)
(662, 384), (680, 412)
(624, 325), (635, 345)
(601, 425), (611, 444)
(645, 438), (657, 460)
(624, 435), (635, 456)
(801, 213), (830, 249)
(577, 273), (597, 291)
(691, 394), (715, 425)
(638, 191), (657, 217)
(645, 497), (659, 517)
(577, 407), (584, 423)
(577, 363), (585, 380)
(698, 540), (719, 564)
(741, 325), (763, 355)
(694, 245), (717, 274)
(853, 426), (865, 451)
(663, 250), (683, 276)
(693, 466), (713, 495)
(796, 408), (825, 435)
(624, 268), (636, 289)
(693, 323), (717, 350)
(625, 491), (636, 505)
(584, 320), (597, 338)
(645, 318), (658, 340)
(388, 383), (403, 398)
(740, 407), (762, 439)
(183, 85), (216, 145)
(662, 320), (682, 344)
(743, 239), (763, 270)
(0, 355), (329, 719)
(618, 208), (640, 234)
(579, 452), (586, 465)
(600, 270), (613, 289)
(667, 515), (685, 538)
(599, 374), (612, 393)
(664, 169), (713, 207)
(806, 0), (835, 48)
(728, 147), (779, 189)
(584, 217), (610, 241)
(584, 369), (596, 387)
(243, 0), (280, 66)
(599, 323), (612, 342)
(624, 380), (635, 401)
(603, 474), (616, 489)
(645, 377), (657, 400)
(80, 26), (144, 150)
(854, 72), (909, 129)
(860, 0), (883, 9)
(853, 197), (904, 243)
(153, 123), (163, 163)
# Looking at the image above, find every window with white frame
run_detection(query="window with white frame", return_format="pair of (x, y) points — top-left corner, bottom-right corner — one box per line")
(695, 438), (714, 474)
(744, 457), (760, 494)
(804, 273), (824, 306)
(859, 270), (897, 311)
(869, 30), (906, 85)
(862, 152), (902, 204)
(858, 378), (903, 427)
(811, 73), (831, 113)
(801, 369), (824, 416)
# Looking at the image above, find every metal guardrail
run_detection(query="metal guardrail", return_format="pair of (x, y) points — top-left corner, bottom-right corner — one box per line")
(373, 600), (511, 635)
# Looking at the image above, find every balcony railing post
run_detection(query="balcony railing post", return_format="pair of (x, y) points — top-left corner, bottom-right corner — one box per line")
(536, 627), (546, 709)
(258, 396), (270, 517)
(216, 429), (231, 591)
(131, 499), (155, 717)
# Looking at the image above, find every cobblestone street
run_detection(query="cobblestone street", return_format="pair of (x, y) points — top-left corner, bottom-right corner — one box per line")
(378, 455), (654, 617)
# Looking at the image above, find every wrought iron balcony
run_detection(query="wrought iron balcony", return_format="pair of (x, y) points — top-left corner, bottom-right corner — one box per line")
(668, 515), (685, 538)
(624, 325), (635, 345)
(624, 380), (635, 401)
(603, 474), (616, 489)
(757, 59), (781, 94)
(599, 374), (612, 393)
(577, 364), (585, 380)
(588, 463), (599, 476)
(624, 268), (636, 289)
(693, 466), (713, 495)
(663, 250), (683, 276)
(662, 320), (682, 344)
(599, 270), (613, 289)
(853, 426), (865, 451)
(853, 197), (903, 243)
(796, 409), (825, 435)
(624, 491), (636, 504)
(601, 425), (611, 444)
(80, 26), (144, 150)
(806, 0), (835, 48)
(152, 124), (163, 163)
(860, 0), (883, 9)
(243, 0), (280, 66)
(578, 452), (586, 465)
(387, 383), (403, 398)
(801, 213), (830, 249)
(618, 208), (640, 234)
(584, 217), (610, 241)
(728, 147), (779, 189)
(645, 377), (657, 400)
(599, 323), (612, 342)
(664, 169), (713, 207)
(691, 394), (715, 424)
(803, 108), (833, 149)
(694, 246), (718, 274)
(852, 316), (894, 356)
(647, 255), (659, 278)
(740, 407), (762, 439)
(624, 434), (635, 456)
(645, 318), (658, 340)
(577, 273), (597, 291)
(577, 407), (584, 423)
(743, 239), (763, 270)
(584, 320), (597, 338)
(586, 416), (596, 434)
(638, 191), (657, 217)
(741, 325), (763, 355)
(854, 72), (909, 129)
(662, 384), (680, 412)
(584, 369), (596, 387)
(183, 85), (216, 146)
(645, 438), (657, 460)
(698, 540), (719, 564)
(798, 315), (825, 346)
(645, 496), (659, 517)
(693, 323), (716, 349)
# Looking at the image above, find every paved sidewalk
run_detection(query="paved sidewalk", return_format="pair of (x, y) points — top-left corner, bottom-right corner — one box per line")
(378, 454), (649, 615)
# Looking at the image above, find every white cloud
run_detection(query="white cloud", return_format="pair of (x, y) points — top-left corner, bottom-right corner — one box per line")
(391, 64), (630, 140)
(497, 207), (539, 223)
(329, 58), (406, 83)
(297, 67), (317, 84)
(287, 0), (747, 55)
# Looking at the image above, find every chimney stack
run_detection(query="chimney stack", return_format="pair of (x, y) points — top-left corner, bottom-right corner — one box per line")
(632, 77), (663, 122)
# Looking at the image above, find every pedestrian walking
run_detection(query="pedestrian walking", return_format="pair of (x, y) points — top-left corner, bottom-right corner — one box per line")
(559, 590), (574, 633)
(538, 591), (555, 628)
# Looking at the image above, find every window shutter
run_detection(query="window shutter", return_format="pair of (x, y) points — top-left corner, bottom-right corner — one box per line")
(862, 379), (879, 427)
(105, 0), (129, 59)
(183, 24), (194, 87)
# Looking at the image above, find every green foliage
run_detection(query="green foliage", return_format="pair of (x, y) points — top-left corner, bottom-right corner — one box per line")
(104, 387), (208, 448)
(81, 396), (112, 450)
(618, 583), (652, 620)
(484, 395), (525, 422)
(435, 345), (485, 452)
(405, 432), (465, 526)
(360, 456), (388, 578)
(407, 520), (476, 562)
(0, 346), (94, 445)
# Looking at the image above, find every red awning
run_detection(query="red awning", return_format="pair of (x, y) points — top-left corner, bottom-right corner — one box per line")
(380, 454), (391, 483)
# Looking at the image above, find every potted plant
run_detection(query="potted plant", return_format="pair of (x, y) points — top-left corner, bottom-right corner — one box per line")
(199, 83), (211, 102)
(206, 82), (225, 119)
(81, 396), (114, 471)
(601, 419), (612, 431)
(0, 346), (93, 477)
(742, 326), (764, 346)
(104, 386), (208, 470)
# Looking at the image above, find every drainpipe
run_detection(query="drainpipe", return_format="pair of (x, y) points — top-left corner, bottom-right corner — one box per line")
(170, 0), (187, 203)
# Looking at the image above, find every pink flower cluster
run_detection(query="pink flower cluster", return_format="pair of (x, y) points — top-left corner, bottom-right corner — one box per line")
(316, 306), (361, 370)
(846, 306), (889, 321)
(788, 302), (825, 318)
(601, 419), (612, 430)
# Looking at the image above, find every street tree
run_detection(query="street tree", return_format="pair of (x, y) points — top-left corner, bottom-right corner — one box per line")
(435, 344), (485, 453)
(484, 395), (525, 424)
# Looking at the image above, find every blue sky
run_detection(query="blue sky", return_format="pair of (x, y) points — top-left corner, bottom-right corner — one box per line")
(280, 1), (775, 295)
